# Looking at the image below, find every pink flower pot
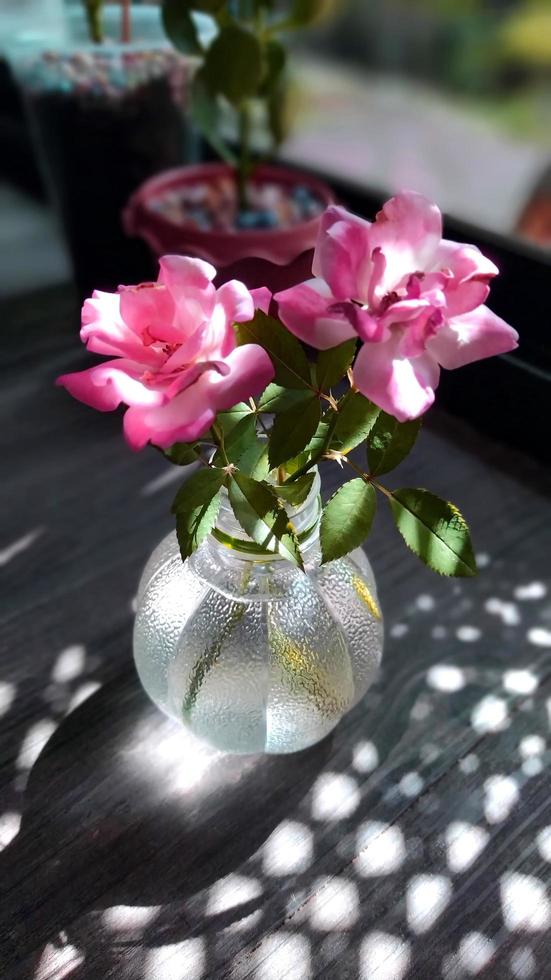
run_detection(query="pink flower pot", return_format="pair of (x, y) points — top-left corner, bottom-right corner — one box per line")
(122, 162), (334, 291)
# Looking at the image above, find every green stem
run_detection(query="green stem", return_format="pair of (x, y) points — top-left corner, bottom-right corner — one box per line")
(85, 0), (104, 43)
(182, 566), (252, 717)
(212, 422), (229, 465)
(283, 387), (354, 485)
(237, 101), (251, 212)
(335, 454), (393, 498)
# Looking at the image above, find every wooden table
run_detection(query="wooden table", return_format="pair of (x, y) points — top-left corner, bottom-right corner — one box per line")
(2, 286), (551, 980)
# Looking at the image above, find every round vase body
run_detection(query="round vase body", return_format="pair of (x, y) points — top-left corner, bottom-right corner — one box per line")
(134, 481), (383, 754)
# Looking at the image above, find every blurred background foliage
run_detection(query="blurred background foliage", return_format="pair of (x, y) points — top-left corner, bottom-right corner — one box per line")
(301, 0), (550, 140)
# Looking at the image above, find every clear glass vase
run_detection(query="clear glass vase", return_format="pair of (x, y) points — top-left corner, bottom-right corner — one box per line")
(134, 472), (384, 754)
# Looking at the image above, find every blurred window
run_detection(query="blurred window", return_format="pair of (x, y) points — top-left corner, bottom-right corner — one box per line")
(286, 0), (551, 251)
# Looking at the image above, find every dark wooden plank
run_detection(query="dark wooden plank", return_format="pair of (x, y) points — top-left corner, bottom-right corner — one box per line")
(1, 287), (551, 979)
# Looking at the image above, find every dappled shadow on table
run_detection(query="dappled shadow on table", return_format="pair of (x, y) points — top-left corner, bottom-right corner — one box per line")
(3, 548), (551, 979)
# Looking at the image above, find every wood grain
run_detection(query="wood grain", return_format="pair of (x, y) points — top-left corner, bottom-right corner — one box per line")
(1, 286), (551, 979)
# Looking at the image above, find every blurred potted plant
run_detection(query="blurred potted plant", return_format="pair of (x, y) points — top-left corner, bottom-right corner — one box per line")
(8, 2), (199, 298)
(124, 0), (338, 291)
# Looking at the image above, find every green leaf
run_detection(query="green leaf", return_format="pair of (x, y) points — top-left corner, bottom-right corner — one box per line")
(316, 339), (357, 391)
(188, 0), (225, 12)
(216, 402), (253, 435)
(389, 488), (477, 577)
(260, 39), (287, 95)
(214, 414), (257, 466)
(320, 478), (376, 564)
(275, 473), (315, 507)
(228, 473), (303, 568)
(331, 392), (380, 454)
(258, 384), (310, 414)
(268, 397), (321, 469)
(267, 79), (291, 148)
(283, 419), (331, 477)
(246, 442), (270, 479)
(368, 413), (422, 476)
(162, 442), (199, 466)
(191, 70), (237, 166)
(176, 492), (221, 561)
(162, 0), (203, 54)
(171, 466), (226, 515)
(305, 419), (331, 454)
(204, 24), (263, 106)
(279, 0), (338, 28)
(235, 310), (312, 389)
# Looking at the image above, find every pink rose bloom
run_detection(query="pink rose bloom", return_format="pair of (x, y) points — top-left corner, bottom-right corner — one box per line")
(57, 257), (274, 450)
(275, 192), (518, 421)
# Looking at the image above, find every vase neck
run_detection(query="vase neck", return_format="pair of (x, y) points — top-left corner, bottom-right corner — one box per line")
(209, 470), (322, 564)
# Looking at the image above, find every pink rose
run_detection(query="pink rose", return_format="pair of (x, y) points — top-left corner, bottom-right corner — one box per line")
(275, 192), (518, 421)
(57, 257), (274, 449)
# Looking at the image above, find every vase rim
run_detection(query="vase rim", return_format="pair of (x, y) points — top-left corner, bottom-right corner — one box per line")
(209, 468), (322, 563)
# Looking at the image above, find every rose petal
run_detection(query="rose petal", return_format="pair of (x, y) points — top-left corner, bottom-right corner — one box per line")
(312, 206), (371, 301)
(251, 286), (272, 314)
(159, 254), (217, 338)
(369, 191), (443, 298)
(275, 279), (357, 350)
(81, 290), (160, 365)
(56, 360), (164, 412)
(158, 254), (216, 291)
(123, 344), (274, 449)
(216, 279), (255, 323)
(427, 305), (519, 370)
(432, 240), (498, 317)
(118, 282), (179, 345)
(354, 337), (440, 421)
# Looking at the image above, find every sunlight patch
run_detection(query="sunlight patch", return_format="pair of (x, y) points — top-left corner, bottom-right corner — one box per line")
(501, 873), (551, 932)
(399, 771), (424, 797)
(207, 874), (262, 932)
(103, 905), (158, 932)
(485, 598), (520, 626)
(309, 876), (359, 931)
(528, 628), (551, 648)
(254, 933), (311, 980)
(0, 811), (21, 851)
(311, 773), (360, 821)
(353, 740), (379, 773)
(446, 822), (489, 874)
(356, 821), (406, 877)
(471, 695), (509, 733)
(537, 827), (551, 863)
(0, 681), (16, 717)
(67, 681), (101, 713)
(457, 932), (496, 976)
(484, 775), (519, 824)
(16, 719), (56, 770)
(406, 874), (452, 934)
(360, 932), (410, 980)
(519, 735), (545, 758)
(145, 939), (206, 980)
(51, 644), (86, 683)
(456, 626), (481, 643)
(427, 665), (465, 693)
(504, 670), (539, 696)
(263, 821), (313, 876)
(390, 623), (409, 638)
(514, 582), (546, 601)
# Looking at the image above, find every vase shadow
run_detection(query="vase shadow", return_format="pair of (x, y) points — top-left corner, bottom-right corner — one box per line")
(0, 670), (333, 973)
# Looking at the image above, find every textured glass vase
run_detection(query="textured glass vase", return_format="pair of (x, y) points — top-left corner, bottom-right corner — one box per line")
(134, 473), (384, 754)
